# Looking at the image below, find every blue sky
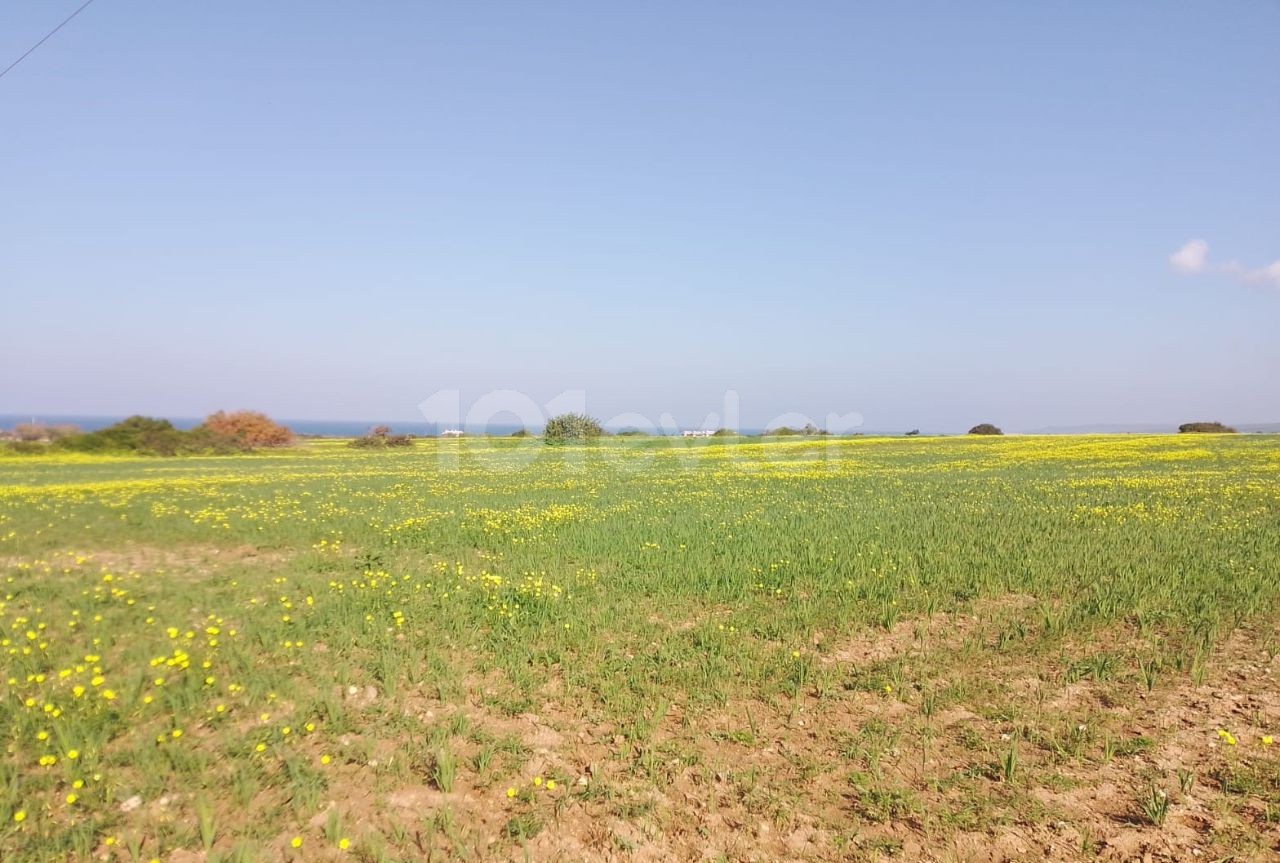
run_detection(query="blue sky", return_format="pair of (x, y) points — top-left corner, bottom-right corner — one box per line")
(2, 2), (1277, 432)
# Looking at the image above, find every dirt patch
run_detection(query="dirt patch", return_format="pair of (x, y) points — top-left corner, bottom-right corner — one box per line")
(474, 615), (1280, 863)
(99, 610), (1280, 863)
(1, 543), (292, 576)
(821, 594), (1039, 667)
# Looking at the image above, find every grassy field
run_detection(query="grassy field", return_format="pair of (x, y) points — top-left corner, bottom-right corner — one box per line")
(2, 434), (1278, 862)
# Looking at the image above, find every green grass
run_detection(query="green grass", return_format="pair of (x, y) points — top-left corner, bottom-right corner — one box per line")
(2, 434), (1278, 861)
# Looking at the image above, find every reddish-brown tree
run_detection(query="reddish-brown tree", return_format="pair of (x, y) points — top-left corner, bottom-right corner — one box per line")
(201, 411), (294, 448)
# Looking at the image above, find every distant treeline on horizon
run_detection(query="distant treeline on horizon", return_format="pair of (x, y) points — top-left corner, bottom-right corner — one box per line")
(3, 415), (1278, 439)
(0, 415), (777, 438)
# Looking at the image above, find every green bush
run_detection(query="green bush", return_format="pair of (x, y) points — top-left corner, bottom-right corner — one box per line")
(351, 426), (413, 448)
(52, 416), (251, 456)
(968, 424), (1003, 436)
(543, 413), (603, 443)
(766, 424), (828, 436)
(1178, 421), (1235, 434)
(184, 426), (256, 454)
(55, 416), (189, 455)
(4, 440), (48, 455)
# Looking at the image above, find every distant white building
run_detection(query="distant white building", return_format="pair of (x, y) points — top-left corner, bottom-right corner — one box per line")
(440, 429), (465, 437)
(682, 430), (715, 437)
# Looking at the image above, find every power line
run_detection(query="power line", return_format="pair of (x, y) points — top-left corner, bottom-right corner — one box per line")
(0, 0), (101, 83)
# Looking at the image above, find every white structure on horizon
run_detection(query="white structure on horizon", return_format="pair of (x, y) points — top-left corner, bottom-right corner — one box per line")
(440, 429), (465, 437)
(682, 429), (715, 437)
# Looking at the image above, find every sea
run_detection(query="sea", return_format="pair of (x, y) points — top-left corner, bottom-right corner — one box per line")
(10, 414), (1270, 438)
(0, 415), (806, 438)
(0, 414), (533, 438)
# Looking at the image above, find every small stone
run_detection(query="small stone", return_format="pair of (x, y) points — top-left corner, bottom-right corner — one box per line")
(120, 795), (142, 813)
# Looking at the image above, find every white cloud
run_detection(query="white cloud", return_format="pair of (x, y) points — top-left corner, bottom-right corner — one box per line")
(1170, 239), (1209, 273)
(1169, 239), (1280, 290)
(1243, 260), (1280, 288)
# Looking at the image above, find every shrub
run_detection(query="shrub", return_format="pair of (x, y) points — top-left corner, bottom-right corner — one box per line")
(766, 424), (828, 436)
(200, 411), (294, 448)
(543, 413), (603, 443)
(51, 416), (259, 456)
(13, 423), (48, 442)
(905, 429), (920, 437)
(56, 416), (191, 455)
(1178, 421), (1236, 434)
(968, 424), (1003, 436)
(712, 428), (738, 436)
(102, 416), (188, 453)
(510, 428), (531, 438)
(351, 426), (413, 448)
(13, 423), (80, 442)
(184, 426), (255, 454)
(5, 440), (48, 454)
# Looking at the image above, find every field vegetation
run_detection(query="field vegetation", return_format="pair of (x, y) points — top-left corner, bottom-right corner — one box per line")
(1179, 422), (1237, 434)
(542, 414), (604, 443)
(6, 414), (294, 457)
(1, 434), (1277, 861)
(350, 427), (414, 449)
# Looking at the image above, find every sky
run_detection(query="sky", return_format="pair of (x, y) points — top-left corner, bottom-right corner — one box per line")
(2, 1), (1278, 433)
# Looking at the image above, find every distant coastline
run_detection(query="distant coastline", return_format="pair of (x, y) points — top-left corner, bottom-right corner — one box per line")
(3, 414), (1278, 438)
(0, 414), (758, 438)
(0, 415), (492, 438)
